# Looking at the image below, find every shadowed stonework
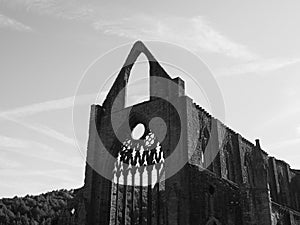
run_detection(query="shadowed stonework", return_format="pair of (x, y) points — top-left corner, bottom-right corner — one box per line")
(63, 42), (300, 225)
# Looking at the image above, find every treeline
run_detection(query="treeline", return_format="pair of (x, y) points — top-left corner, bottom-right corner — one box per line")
(0, 189), (74, 225)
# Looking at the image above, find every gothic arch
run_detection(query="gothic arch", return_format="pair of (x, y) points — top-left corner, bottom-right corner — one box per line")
(102, 41), (173, 114)
(224, 141), (235, 182)
(201, 126), (210, 153)
(205, 217), (221, 225)
(244, 151), (254, 186)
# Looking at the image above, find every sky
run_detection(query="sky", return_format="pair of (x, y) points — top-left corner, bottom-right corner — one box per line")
(0, 0), (300, 197)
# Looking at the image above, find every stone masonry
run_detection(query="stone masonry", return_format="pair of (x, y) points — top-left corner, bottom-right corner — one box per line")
(63, 41), (300, 225)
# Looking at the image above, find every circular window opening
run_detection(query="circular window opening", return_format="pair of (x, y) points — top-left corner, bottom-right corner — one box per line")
(131, 123), (146, 140)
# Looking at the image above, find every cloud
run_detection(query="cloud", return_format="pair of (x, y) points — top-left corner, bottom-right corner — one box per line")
(6, 117), (79, 147)
(1, 0), (94, 21)
(0, 135), (46, 149)
(0, 93), (110, 153)
(0, 95), (91, 147)
(0, 168), (78, 183)
(1, 1), (258, 60)
(0, 134), (57, 161)
(0, 134), (83, 167)
(0, 152), (21, 169)
(215, 58), (300, 76)
(0, 94), (95, 119)
(0, 168), (82, 197)
(93, 15), (258, 60)
(0, 13), (32, 31)
(0, 180), (51, 197)
(0, 167), (81, 197)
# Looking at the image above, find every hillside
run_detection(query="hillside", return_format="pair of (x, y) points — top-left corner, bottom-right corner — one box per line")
(0, 189), (75, 225)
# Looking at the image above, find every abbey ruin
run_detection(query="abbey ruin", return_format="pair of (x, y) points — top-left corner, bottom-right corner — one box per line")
(61, 41), (300, 225)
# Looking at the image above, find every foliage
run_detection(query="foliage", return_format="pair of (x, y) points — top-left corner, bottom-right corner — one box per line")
(0, 189), (74, 225)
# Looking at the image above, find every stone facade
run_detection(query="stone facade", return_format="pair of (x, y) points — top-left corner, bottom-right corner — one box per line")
(66, 41), (300, 225)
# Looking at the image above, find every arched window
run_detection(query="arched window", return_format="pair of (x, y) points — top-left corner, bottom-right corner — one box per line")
(113, 125), (164, 186)
(244, 152), (254, 186)
(224, 142), (235, 182)
(125, 54), (150, 107)
(205, 217), (221, 225)
(201, 127), (210, 153)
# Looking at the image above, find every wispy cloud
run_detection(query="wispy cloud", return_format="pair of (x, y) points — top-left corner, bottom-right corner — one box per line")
(93, 15), (258, 60)
(0, 134), (83, 167)
(1, 0), (94, 21)
(0, 152), (21, 169)
(215, 58), (300, 76)
(0, 135), (46, 149)
(0, 167), (82, 197)
(0, 2), (259, 60)
(0, 94), (94, 119)
(0, 94), (107, 152)
(0, 180), (52, 197)
(0, 169), (81, 197)
(6, 117), (79, 147)
(0, 13), (32, 31)
(0, 168), (78, 183)
(0, 95), (94, 147)
(0, 134), (55, 161)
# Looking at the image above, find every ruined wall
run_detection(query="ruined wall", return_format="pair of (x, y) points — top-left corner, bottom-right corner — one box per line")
(67, 41), (300, 225)
(188, 164), (242, 225)
(271, 202), (300, 225)
(182, 101), (274, 225)
(268, 158), (300, 211)
(291, 170), (300, 210)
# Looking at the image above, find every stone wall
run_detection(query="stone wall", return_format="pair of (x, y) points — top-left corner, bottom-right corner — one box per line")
(67, 41), (300, 225)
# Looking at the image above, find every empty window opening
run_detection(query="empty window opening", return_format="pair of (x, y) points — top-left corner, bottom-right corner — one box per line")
(131, 123), (146, 140)
(125, 54), (150, 107)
